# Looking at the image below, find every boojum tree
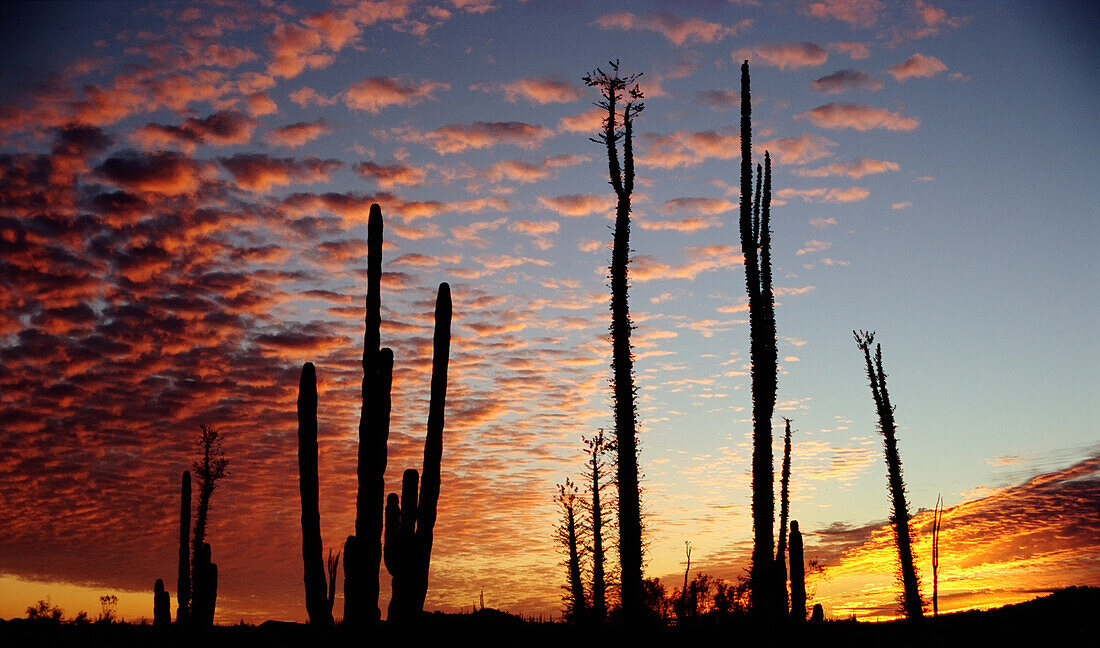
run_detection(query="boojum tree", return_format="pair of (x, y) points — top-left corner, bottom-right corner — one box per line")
(855, 331), (925, 621)
(736, 60), (779, 618)
(583, 59), (645, 623)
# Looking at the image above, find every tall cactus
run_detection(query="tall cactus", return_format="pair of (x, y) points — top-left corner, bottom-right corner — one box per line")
(176, 470), (190, 624)
(738, 60), (779, 618)
(192, 541), (218, 627)
(346, 204), (393, 624)
(383, 282), (452, 620)
(854, 331), (924, 620)
(298, 362), (332, 626)
(775, 418), (793, 615)
(789, 520), (806, 623)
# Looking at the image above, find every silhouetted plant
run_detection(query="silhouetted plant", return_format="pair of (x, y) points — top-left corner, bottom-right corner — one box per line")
(326, 549), (340, 614)
(675, 541), (691, 623)
(176, 470), (190, 624)
(775, 417), (793, 616)
(737, 60), (779, 618)
(97, 594), (118, 624)
(192, 542), (218, 627)
(854, 331), (925, 621)
(556, 479), (588, 624)
(789, 520), (806, 623)
(191, 423), (228, 628)
(346, 204), (392, 626)
(582, 428), (615, 623)
(297, 362), (333, 626)
(584, 58), (646, 624)
(26, 598), (64, 622)
(153, 579), (170, 628)
(382, 282), (452, 621)
(932, 493), (943, 618)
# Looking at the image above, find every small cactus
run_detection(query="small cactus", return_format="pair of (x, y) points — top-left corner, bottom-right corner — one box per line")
(789, 520), (806, 623)
(153, 579), (170, 628)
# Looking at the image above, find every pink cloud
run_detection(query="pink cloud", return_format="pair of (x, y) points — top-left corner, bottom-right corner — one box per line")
(758, 133), (837, 165)
(475, 77), (583, 105)
(537, 194), (616, 217)
(796, 103), (920, 131)
(805, 0), (885, 28)
(219, 154), (343, 192)
(777, 186), (870, 203)
(593, 12), (750, 46)
(425, 122), (552, 155)
(812, 69), (884, 94)
(95, 150), (214, 195)
(797, 157), (899, 178)
(557, 108), (606, 135)
(344, 77), (450, 113)
(354, 161), (426, 188)
(733, 42), (828, 70)
(266, 119), (331, 148)
(133, 111), (257, 151)
(888, 53), (948, 81)
(639, 129), (740, 169)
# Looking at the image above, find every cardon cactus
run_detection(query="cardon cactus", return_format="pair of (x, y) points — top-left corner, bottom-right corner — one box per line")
(346, 203), (393, 625)
(154, 579), (170, 628)
(789, 520), (806, 623)
(383, 282), (452, 621)
(176, 470), (190, 624)
(298, 362), (332, 626)
(193, 542), (218, 627)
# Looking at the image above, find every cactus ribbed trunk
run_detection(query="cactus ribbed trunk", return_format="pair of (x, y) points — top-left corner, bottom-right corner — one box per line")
(411, 282), (451, 614)
(789, 520), (806, 623)
(738, 60), (778, 618)
(298, 362), (332, 626)
(193, 542), (217, 627)
(775, 418), (792, 615)
(383, 283), (451, 621)
(347, 204), (391, 624)
(855, 332), (924, 621)
(176, 470), (190, 624)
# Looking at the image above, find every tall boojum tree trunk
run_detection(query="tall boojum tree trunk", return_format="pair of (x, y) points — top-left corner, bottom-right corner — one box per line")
(855, 331), (924, 621)
(775, 418), (792, 615)
(737, 60), (779, 618)
(584, 60), (645, 623)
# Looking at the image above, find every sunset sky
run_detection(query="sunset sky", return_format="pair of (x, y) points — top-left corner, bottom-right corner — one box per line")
(1, 0), (1097, 624)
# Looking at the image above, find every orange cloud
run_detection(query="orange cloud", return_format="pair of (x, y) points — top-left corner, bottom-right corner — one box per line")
(888, 53), (948, 81)
(425, 121), (552, 155)
(219, 154), (343, 192)
(778, 186), (870, 203)
(474, 77), (582, 105)
(733, 42), (828, 70)
(266, 119), (331, 148)
(95, 150), (213, 195)
(344, 77), (450, 113)
(797, 157), (899, 178)
(639, 129), (740, 169)
(132, 110), (258, 153)
(354, 161), (426, 188)
(814, 454), (1100, 619)
(659, 197), (735, 216)
(632, 244), (741, 282)
(796, 103), (920, 131)
(759, 133), (837, 165)
(557, 108), (605, 135)
(593, 11), (750, 46)
(475, 154), (587, 186)
(537, 194), (615, 217)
